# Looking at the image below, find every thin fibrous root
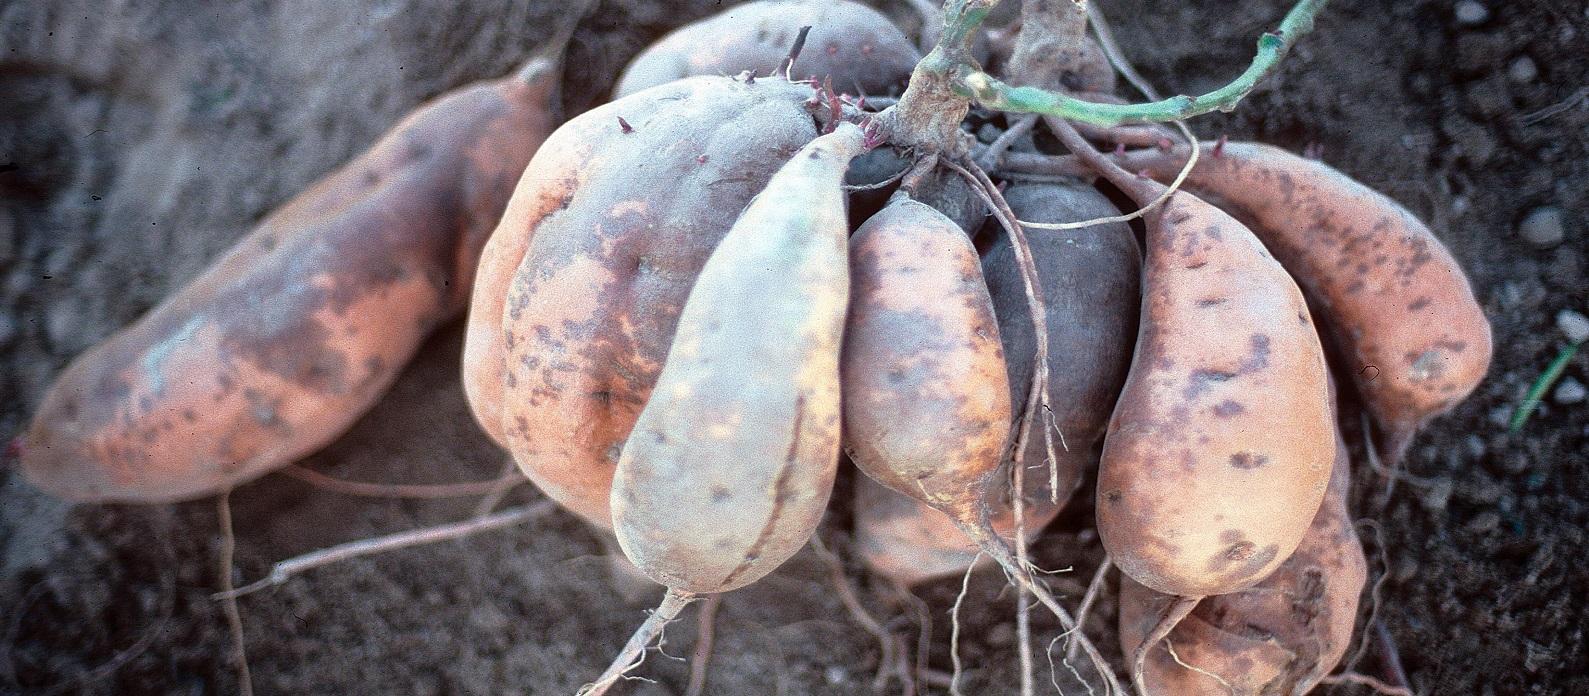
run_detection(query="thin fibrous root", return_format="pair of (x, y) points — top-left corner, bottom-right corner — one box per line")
(948, 157), (1063, 505)
(949, 558), (977, 696)
(1066, 556), (1112, 664)
(1131, 596), (1201, 696)
(214, 501), (558, 600)
(216, 491), (254, 696)
(1013, 437), (1036, 696)
(281, 463), (521, 500)
(977, 113), (1040, 171)
(683, 594), (723, 696)
(809, 536), (899, 692)
(579, 589), (700, 696)
(1320, 671), (1415, 696)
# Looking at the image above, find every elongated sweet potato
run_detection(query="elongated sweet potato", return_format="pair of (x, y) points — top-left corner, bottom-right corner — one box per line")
(614, 0), (920, 98)
(1109, 142), (1492, 464)
(468, 76), (823, 529)
(1119, 422), (1368, 695)
(18, 53), (566, 503)
(611, 125), (864, 593)
(853, 182), (1140, 586)
(843, 194), (1010, 584)
(1078, 144), (1334, 598)
(843, 194), (1011, 523)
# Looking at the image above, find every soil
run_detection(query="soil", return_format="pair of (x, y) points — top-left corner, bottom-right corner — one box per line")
(2, 0), (1585, 694)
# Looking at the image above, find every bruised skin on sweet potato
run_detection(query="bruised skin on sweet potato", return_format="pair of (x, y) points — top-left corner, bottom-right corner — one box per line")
(611, 125), (864, 594)
(1097, 179), (1333, 598)
(1119, 423), (1368, 695)
(613, 0), (921, 99)
(1109, 142), (1492, 464)
(20, 58), (563, 503)
(842, 194), (1012, 523)
(472, 76), (822, 529)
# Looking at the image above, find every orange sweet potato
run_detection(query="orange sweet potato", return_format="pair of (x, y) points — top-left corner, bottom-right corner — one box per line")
(1110, 142), (1492, 464)
(1083, 158), (1334, 598)
(19, 54), (565, 503)
(842, 193), (1011, 526)
(1119, 421), (1368, 695)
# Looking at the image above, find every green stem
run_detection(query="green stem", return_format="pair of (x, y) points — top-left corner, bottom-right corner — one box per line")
(953, 0), (1329, 126)
(1508, 341), (1581, 433)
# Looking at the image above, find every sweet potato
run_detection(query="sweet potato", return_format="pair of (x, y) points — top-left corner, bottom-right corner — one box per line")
(19, 53), (566, 503)
(1066, 130), (1334, 598)
(852, 182), (1140, 586)
(611, 124), (864, 593)
(1119, 421), (1368, 695)
(614, 0), (920, 99)
(1109, 142), (1492, 464)
(843, 194), (1010, 585)
(842, 194), (1011, 525)
(469, 76), (822, 529)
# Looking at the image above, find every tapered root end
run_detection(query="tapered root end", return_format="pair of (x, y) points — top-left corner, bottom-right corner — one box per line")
(1377, 424), (1417, 471)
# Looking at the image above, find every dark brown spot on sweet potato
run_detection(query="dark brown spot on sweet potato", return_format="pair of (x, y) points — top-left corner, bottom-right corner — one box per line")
(1184, 369), (1237, 399)
(1229, 451), (1269, 469)
(1212, 400), (1245, 417)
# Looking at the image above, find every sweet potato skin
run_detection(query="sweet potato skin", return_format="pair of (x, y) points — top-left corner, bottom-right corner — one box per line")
(1114, 142), (1492, 461)
(842, 195), (1011, 521)
(611, 125), (863, 593)
(1119, 424), (1368, 695)
(21, 67), (558, 503)
(473, 76), (821, 529)
(614, 0), (920, 98)
(1098, 188), (1333, 598)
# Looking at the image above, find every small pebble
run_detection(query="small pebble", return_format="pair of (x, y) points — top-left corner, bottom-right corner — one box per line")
(976, 123), (1001, 144)
(1421, 478), (1453, 512)
(1455, 0), (1489, 25)
(1557, 309), (1589, 343)
(1466, 511), (1501, 534)
(1509, 56), (1539, 83)
(1488, 405), (1513, 428)
(1554, 377), (1586, 405)
(1519, 206), (1565, 248)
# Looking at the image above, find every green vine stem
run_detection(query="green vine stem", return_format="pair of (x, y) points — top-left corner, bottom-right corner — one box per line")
(892, 0), (1329, 134)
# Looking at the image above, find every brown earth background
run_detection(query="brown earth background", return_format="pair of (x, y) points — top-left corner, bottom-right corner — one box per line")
(1, 0), (1586, 694)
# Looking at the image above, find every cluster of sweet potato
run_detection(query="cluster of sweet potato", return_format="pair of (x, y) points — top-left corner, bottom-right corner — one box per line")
(11, 1), (1490, 693)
